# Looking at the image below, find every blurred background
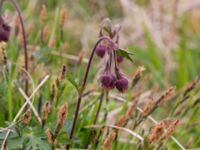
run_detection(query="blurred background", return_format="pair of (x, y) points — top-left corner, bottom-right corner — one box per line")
(2, 0), (200, 89)
(1, 0), (200, 149)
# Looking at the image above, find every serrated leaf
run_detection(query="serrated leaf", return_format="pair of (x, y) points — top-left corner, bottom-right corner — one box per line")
(7, 137), (24, 149)
(21, 127), (50, 150)
(116, 49), (134, 63)
(27, 135), (50, 150)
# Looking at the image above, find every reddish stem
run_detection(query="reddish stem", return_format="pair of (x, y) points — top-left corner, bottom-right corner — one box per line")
(66, 36), (113, 150)
(113, 48), (119, 74)
(11, 0), (29, 95)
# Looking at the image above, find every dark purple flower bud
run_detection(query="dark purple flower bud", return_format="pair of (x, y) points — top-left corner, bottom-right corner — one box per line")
(100, 74), (112, 88)
(109, 74), (116, 89)
(0, 17), (10, 42)
(100, 73), (116, 89)
(115, 76), (129, 93)
(108, 74), (116, 89)
(117, 56), (124, 63)
(95, 44), (107, 58)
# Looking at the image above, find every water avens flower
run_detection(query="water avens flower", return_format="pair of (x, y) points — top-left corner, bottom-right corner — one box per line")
(115, 75), (129, 93)
(100, 73), (116, 90)
(0, 17), (10, 42)
(95, 44), (107, 58)
(109, 74), (117, 89)
(67, 19), (131, 149)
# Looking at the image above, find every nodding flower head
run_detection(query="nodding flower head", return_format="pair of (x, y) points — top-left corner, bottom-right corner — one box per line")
(95, 44), (107, 58)
(0, 17), (10, 42)
(100, 73), (116, 90)
(115, 75), (129, 93)
(117, 56), (124, 63)
(109, 74), (117, 89)
(96, 19), (129, 93)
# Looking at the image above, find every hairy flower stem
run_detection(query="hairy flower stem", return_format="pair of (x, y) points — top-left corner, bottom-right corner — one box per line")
(10, 0), (29, 96)
(66, 36), (113, 150)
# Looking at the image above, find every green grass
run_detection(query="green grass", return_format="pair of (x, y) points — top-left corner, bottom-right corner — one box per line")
(0, 0), (200, 150)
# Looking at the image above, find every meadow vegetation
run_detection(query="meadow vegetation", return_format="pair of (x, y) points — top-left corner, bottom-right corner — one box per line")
(0, 0), (200, 150)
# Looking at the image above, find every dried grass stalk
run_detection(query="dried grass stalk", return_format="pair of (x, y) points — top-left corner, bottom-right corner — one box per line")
(42, 102), (51, 126)
(148, 118), (179, 143)
(57, 103), (68, 126)
(40, 4), (47, 24)
(60, 7), (67, 27)
(0, 42), (7, 65)
(131, 66), (145, 88)
(103, 131), (116, 150)
(45, 128), (54, 145)
(183, 77), (200, 97)
(142, 98), (155, 117)
(155, 86), (176, 106)
(21, 110), (32, 125)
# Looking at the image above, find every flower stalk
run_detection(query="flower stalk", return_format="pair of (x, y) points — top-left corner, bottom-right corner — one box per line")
(10, 0), (29, 96)
(66, 36), (114, 150)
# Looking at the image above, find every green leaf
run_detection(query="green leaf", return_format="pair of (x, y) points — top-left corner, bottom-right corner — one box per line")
(23, 127), (50, 150)
(143, 25), (162, 71)
(66, 73), (79, 92)
(65, 120), (73, 134)
(7, 137), (24, 149)
(116, 49), (134, 63)
(27, 135), (50, 150)
(56, 131), (71, 145)
(143, 137), (154, 150)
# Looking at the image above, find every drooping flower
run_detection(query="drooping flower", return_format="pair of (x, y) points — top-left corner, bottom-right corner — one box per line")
(0, 17), (10, 42)
(115, 75), (129, 93)
(100, 73), (116, 90)
(95, 44), (107, 58)
(97, 19), (129, 92)
(109, 74), (116, 89)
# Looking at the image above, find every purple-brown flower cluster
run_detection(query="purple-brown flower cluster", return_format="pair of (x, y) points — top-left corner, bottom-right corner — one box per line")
(95, 19), (128, 93)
